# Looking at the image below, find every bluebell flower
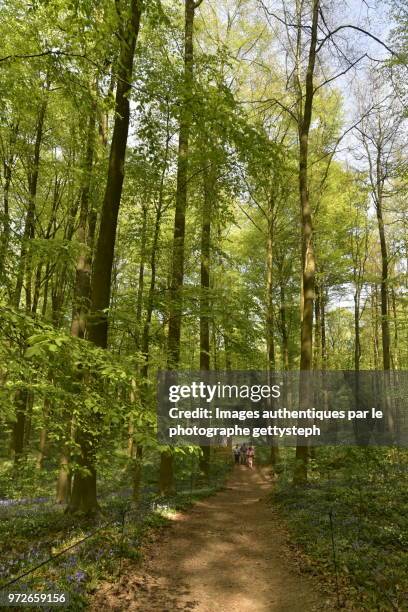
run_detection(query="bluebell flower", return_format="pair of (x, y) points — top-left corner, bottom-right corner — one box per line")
(74, 570), (87, 582)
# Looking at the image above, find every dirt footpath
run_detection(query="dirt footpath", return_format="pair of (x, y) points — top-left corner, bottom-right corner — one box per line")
(91, 466), (329, 611)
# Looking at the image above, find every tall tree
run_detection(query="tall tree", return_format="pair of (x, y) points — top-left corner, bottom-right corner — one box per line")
(159, 0), (203, 495)
(68, 0), (144, 513)
(198, 152), (216, 480)
(357, 92), (404, 371)
(294, 0), (320, 484)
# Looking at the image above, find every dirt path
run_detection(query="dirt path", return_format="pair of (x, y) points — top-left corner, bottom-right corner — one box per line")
(92, 466), (328, 611)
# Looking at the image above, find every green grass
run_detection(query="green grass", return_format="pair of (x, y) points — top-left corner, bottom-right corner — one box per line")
(273, 448), (408, 611)
(0, 461), (228, 611)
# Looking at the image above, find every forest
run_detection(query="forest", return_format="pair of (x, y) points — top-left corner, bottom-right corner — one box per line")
(0, 0), (407, 610)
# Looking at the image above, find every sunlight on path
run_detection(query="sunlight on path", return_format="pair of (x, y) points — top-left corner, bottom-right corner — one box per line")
(91, 466), (327, 611)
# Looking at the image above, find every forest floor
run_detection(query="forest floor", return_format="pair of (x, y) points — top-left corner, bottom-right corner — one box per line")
(91, 465), (332, 611)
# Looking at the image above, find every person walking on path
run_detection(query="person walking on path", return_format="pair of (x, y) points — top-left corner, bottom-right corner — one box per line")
(247, 446), (255, 469)
(233, 445), (241, 464)
(240, 443), (247, 465)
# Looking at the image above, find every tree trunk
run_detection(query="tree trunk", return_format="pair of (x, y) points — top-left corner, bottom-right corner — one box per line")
(87, 1), (143, 349)
(279, 280), (290, 370)
(12, 389), (28, 464)
(375, 169), (390, 371)
(56, 449), (72, 504)
(67, 428), (97, 512)
(321, 287), (327, 369)
(132, 445), (143, 503)
(137, 147), (169, 501)
(166, 0), (196, 367)
(56, 414), (75, 504)
(10, 101), (47, 460)
(36, 397), (49, 469)
(372, 285), (380, 369)
(127, 203), (147, 473)
(266, 200), (279, 466)
(36, 426), (47, 470)
(199, 158), (214, 481)
(67, 0), (143, 515)
(135, 202), (148, 347)
(141, 206), (162, 378)
(266, 205), (276, 370)
(294, 0), (320, 485)
(199, 162), (212, 372)
(391, 288), (399, 369)
(354, 288), (361, 372)
(160, 0), (200, 495)
(71, 106), (97, 339)
(55, 107), (97, 504)
(128, 378), (145, 501)
(224, 332), (232, 370)
(14, 97), (48, 309)
(140, 110), (170, 380)
(22, 391), (33, 448)
(314, 278), (321, 370)
(0, 121), (18, 283)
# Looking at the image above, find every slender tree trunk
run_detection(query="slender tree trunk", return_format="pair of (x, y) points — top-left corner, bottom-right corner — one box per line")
(199, 158), (214, 481)
(37, 426), (47, 469)
(372, 286), (380, 369)
(32, 179), (61, 315)
(375, 173), (390, 371)
(135, 202), (148, 346)
(31, 264), (43, 315)
(352, 227), (368, 373)
(211, 326), (218, 370)
(279, 280), (290, 370)
(354, 288), (361, 372)
(23, 391), (34, 448)
(128, 203), (148, 488)
(14, 97), (48, 308)
(266, 200), (279, 465)
(1, 121), (18, 284)
(224, 332), (232, 370)
(314, 278), (321, 370)
(128, 207), (148, 497)
(141, 207), (162, 378)
(166, 0), (196, 367)
(12, 389), (29, 464)
(70, 107), (96, 339)
(11, 100), (47, 459)
(1, 159), (12, 278)
(128, 379), (144, 501)
(391, 288), (399, 369)
(140, 109), (170, 380)
(294, 0), (320, 485)
(137, 154), (168, 503)
(199, 162), (212, 372)
(132, 445), (143, 503)
(266, 204), (276, 370)
(36, 397), (49, 469)
(160, 0), (201, 495)
(321, 287), (327, 369)
(41, 263), (51, 317)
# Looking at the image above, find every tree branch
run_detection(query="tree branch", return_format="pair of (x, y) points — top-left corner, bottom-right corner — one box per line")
(0, 50), (55, 63)
(313, 54), (367, 93)
(316, 24), (399, 58)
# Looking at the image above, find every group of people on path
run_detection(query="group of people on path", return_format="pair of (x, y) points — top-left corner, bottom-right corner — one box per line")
(233, 443), (255, 468)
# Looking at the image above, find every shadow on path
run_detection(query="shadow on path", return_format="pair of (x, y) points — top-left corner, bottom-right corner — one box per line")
(91, 466), (328, 611)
